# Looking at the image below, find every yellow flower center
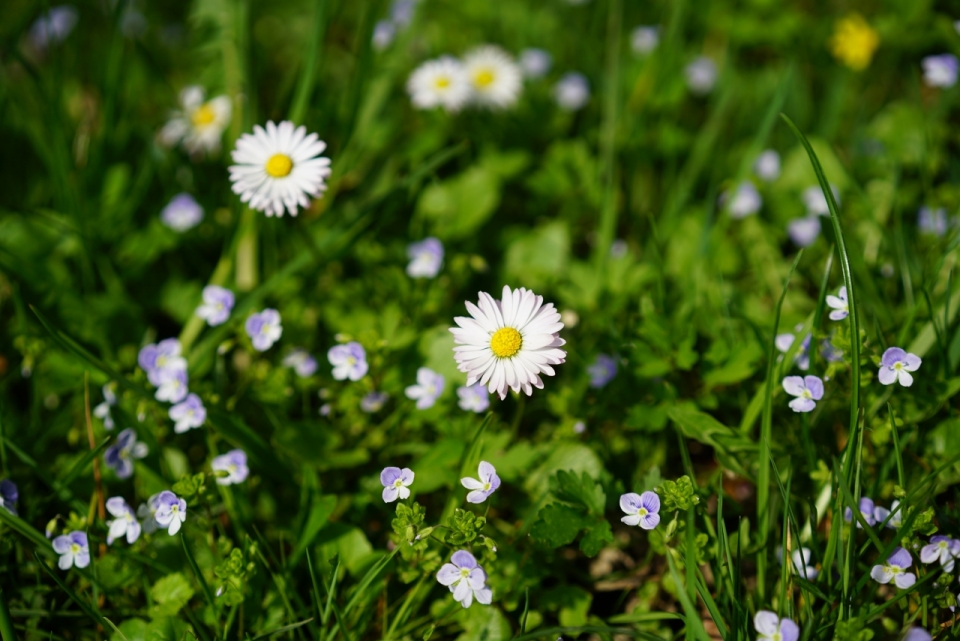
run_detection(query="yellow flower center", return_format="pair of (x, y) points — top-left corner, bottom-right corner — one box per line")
(473, 69), (495, 88)
(265, 153), (293, 178)
(490, 327), (522, 358)
(639, 508), (648, 517)
(890, 565), (901, 575)
(394, 479), (404, 488)
(893, 362), (903, 371)
(191, 104), (217, 127)
(435, 76), (451, 89)
(829, 14), (879, 71)
(460, 568), (471, 578)
(483, 482), (491, 491)
(70, 544), (80, 554)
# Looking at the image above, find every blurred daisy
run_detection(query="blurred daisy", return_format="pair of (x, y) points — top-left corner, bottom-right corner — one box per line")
(787, 216), (821, 247)
(380, 466), (414, 502)
(195, 285), (235, 326)
(782, 375), (823, 413)
(685, 57), (717, 95)
(802, 185), (840, 216)
(922, 54), (959, 88)
(878, 347), (921, 387)
(405, 367), (445, 409)
(159, 86), (232, 155)
(461, 461), (500, 503)
(106, 497), (141, 545)
(554, 73), (590, 111)
(519, 48), (552, 78)
(918, 206), (947, 236)
(283, 349), (318, 377)
(754, 150), (780, 182)
(53, 532), (89, 570)
(160, 194), (203, 232)
(360, 391), (389, 413)
(229, 121), (332, 217)
(169, 393), (206, 433)
(212, 450), (249, 485)
(407, 57), (471, 111)
(245, 309), (283, 352)
(328, 342), (368, 381)
(30, 6), (78, 50)
(724, 181), (762, 218)
(463, 46), (523, 109)
(457, 384), (490, 412)
(450, 286), (566, 400)
(407, 237), (444, 278)
(631, 26), (659, 55)
(826, 287), (848, 320)
(829, 14), (879, 71)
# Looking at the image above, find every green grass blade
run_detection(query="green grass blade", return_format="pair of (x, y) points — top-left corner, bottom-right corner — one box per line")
(252, 618), (315, 641)
(288, 0), (328, 124)
(34, 552), (106, 628)
(0, 588), (16, 641)
(181, 533), (218, 616)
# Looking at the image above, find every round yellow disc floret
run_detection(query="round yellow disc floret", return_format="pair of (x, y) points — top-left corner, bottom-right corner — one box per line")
(191, 104), (217, 127)
(265, 153), (293, 178)
(490, 327), (522, 358)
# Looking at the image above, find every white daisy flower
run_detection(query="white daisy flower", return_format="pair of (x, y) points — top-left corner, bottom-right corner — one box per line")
(228, 121), (332, 217)
(450, 286), (566, 400)
(462, 46), (523, 109)
(407, 56), (471, 112)
(159, 86), (232, 155)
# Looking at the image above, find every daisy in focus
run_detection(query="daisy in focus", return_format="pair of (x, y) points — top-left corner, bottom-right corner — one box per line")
(229, 121), (332, 217)
(407, 57), (471, 112)
(450, 285), (566, 400)
(829, 14), (879, 71)
(462, 46), (523, 109)
(159, 86), (232, 155)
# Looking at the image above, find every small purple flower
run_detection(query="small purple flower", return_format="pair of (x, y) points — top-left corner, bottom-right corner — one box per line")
(30, 6), (78, 50)
(619, 491), (660, 530)
(436, 550), (492, 608)
(195, 286), (235, 326)
(820, 339), (844, 363)
(922, 54), (959, 88)
(903, 628), (932, 641)
(212, 450), (249, 486)
(105, 497), (141, 545)
(461, 461), (500, 504)
(573, 420), (586, 434)
(155, 367), (189, 403)
(328, 342), (368, 381)
(138, 338), (187, 386)
(457, 385), (490, 413)
(920, 535), (960, 572)
(555, 73), (590, 111)
(802, 185), (840, 216)
(390, 0), (416, 26)
(787, 216), (821, 247)
(782, 375), (823, 413)
(161, 193), (204, 232)
(778, 547), (818, 580)
(93, 383), (116, 430)
(405, 367), (445, 409)
(372, 20), (395, 50)
(519, 48), (552, 78)
(873, 500), (902, 530)
(587, 354), (618, 388)
(104, 428), (148, 479)
(630, 26), (659, 55)
(154, 491), (187, 535)
(319, 403), (332, 417)
(844, 496), (877, 528)
(826, 286), (848, 321)
(360, 391), (389, 413)
(406, 238), (444, 278)
(918, 206), (948, 237)
(169, 393), (206, 433)
(245, 309), (282, 352)
(878, 347), (921, 387)
(685, 57), (717, 95)
(380, 467), (415, 502)
(871, 547), (917, 589)
(137, 493), (162, 534)
(775, 331), (811, 371)
(52, 531), (89, 570)
(754, 611), (799, 641)
(0, 479), (18, 516)
(724, 181), (762, 219)
(283, 349), (318, 378)
(754, 150), (780, 182)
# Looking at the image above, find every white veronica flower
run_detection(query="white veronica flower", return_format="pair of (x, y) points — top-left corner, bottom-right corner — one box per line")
(159, 86), (232, 155)
(462, 46), (523, 109)
(407, 57), (471, 112)
(450, 286), (566, 400)
(229, 121), (332, 217)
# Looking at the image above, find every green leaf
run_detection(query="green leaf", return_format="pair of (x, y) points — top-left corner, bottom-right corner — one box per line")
(529, 504), (590, 548)
(579, 520), (613, 557)
(290, 494), (337, 566)
(417, 166), (501, 240)
(550, 470), (605, 515)
(149, 573), (195, 618)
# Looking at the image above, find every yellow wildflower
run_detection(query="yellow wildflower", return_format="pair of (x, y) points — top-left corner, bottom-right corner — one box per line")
(829, 13), (879, 71)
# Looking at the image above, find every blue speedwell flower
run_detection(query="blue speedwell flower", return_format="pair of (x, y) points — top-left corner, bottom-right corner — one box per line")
(519, 48), (552, 78)
(283, 349), (318, 378)
(154, 491), (187, 535)
(405, 367), (445, 409)
(328, 342), (368, 381)
(461, 461), (500, 504)
(0, 479), (18, 515)
(918, 206), (948, 237)
(155, 367), (189, 403)
(245, 309), (283, 352)
(360, 391), (389, 413)
(826, 287), (848, 320)
(212, 450), (249, 485)
(922, 54), (959, 88)
(787, 216), (821, 248)
(436, 550), (492, 608)
(620, 491), (660, 530)
(630, 26), (659, 55)
(844, 496), (876, 528)
(724, 181), (762, 219)
(777, 546), (818, 580)
(782, 375), (823, 413)
(169, 393), (205, 433)
(754, 150), (780, 182)
(775, 330), (811, 370)
(161, 193), (203, 232)
(879, 347), (921, 387)
(871, 547), (916, 589)
(195, 285), (235, 326)
(105, 497), (141, 545)
(554, 73), (590, 111)
(53, 531), (89, 570)
(380, 467), (415, 502)
(920, 535), (960, 572)
(903, 628), (932, 641)
(406, 238), (444, 278)
(137, 493), (162, 534)
(873, 500), (902, 529)
(587, 354), (618, 388)
(30, 6), (78, 50)
(104, 429), (148, 479)
(457, 384), (490, 413)
(685, 57), (717, 95)
(93, 383), (117, 430)
(138, 338), (187, 387)
(754, 611), (798, 641)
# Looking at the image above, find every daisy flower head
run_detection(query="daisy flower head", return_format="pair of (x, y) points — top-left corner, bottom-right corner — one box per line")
(104, 428), (148, 479)
(920, 536), (960, 572)
(0, 479), (18, 516)
(195, 286), (235, 326)
(159, 86), (232, 155)
(462, 45), (523, 109)
(154, 491), (188, 536)
(450, 285), (566, 400)
(787, 216), (822, 247)
(754, 611), (799, 641)
(328, 342), (368, 381)
(404, 367), (445, 409)
(554, 73), (590, 111)
(380, 467), (414, 502)
(685, 57), (718, 95)
(754, 150), (781, 182)
(826, 287), (848, 320)
(283, 349), (318, 378)
(620, 491), (660, 530)
(922, 54), (959, 88)
(407, 237), (444, 278)
(878, 347), (921, 387)
(52, 531), (89, 570)
(461, 461), (500, 504)
(782, 375), (823, 413)
(169, 393), (206, 433)
(105, 497), (141, 545)
(829, 13), (879, 71)
(436, 550), (492, 608)
(457, 384), (490, 413)
(360, 391), (389, 413)
(870, 547), (916, 589)
(724, 181), (762, 219)
(212, 450), (249, 486)
(844, 496), (877, 528)
(245, 309), (283, 352)
(407, 56), (471, 112)
(229, 121), (331, 217)
(519, 48), (552, 78)
(631, 26), (660, 55)
(918, 206), (947, 237)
